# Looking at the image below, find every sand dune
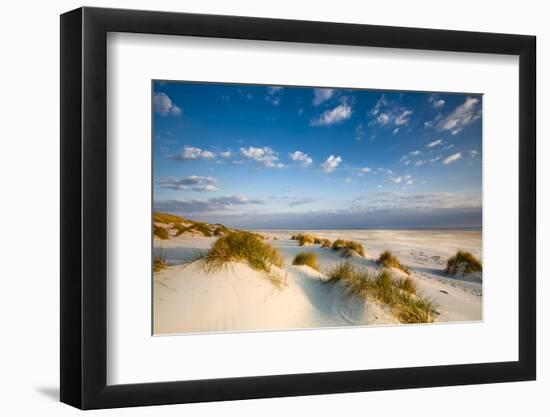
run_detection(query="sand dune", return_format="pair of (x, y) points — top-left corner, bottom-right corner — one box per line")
(154, 259), (395, 334)
(153, 230), (482, 335)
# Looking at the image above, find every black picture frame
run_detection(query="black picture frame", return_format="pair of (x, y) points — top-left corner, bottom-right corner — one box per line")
(60, 6), (536, 410)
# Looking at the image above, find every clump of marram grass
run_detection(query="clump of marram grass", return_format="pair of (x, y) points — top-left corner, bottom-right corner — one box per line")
(394, 276), (417, 294)
(292, 252), (320, 271)
(153, 247), (167, 272)
(296, 234), (315, 246)
(153, 224), (169, 240)
(153, 212), (185, 225)
(320, 238), (331, 248)
(377, 250), (410, 274)
(153, 212), (237, 238)
(291, 234), (332, 248)
(331, 239), (365, 257)
(324, 262), (436, 324)
(445, 251), (482, 276)
(204, 231), (284, 286)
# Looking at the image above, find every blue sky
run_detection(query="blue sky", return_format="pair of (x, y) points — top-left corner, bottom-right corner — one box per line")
(152, 81), (482, 229)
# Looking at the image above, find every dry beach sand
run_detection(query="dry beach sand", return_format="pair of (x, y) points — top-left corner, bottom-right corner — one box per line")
(153, 227), (482, 335)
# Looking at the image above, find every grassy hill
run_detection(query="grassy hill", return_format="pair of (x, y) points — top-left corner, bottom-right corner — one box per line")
(153, 212), (234, 239)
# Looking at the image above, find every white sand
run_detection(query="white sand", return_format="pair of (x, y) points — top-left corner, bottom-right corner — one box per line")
(153, 230), (482, 335)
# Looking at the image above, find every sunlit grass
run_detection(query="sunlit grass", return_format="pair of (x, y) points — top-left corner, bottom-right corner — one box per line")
(204, 231), (284, 287)
(377, 250), (410, 274)
(292, 252), (320, 271)
(153, 246), (167, 272)
(445, 250), (482, 275)
(324, 262), (436, 324)
(320, 238), (331, 248)
(331, 239), (365, 257)
(153, 224), (169, 240)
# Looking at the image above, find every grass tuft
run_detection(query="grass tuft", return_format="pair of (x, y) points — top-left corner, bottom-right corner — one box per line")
(204, 231), (284, 286)
(292, 252), (320, 271)
(297, 234), (315, 246)
(320, 238), (332, 248)
(445, 250), (482, 275)
(153, 224), (169, 240)
(331, 239), (365, 257)
(153, 212), (185, 225)
(153, 246), (167, 272)
(377, 250), (410, 274)
(324, 262), (436, 324)
(395, 276), (417, 294)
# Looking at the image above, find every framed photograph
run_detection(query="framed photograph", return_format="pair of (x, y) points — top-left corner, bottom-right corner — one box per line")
(60, 6), (536, 409)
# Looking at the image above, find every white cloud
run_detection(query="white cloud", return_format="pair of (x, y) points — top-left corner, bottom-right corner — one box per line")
(153, 92), (181, 116)
(312, 88), (334, 106)
(289, 151), (313, 167)
(240, 146), (283, 168)
(377, 113), (391, 125)
(469, 150), (479, 158)
(410, 150), (421, 156)
(219, 150), (233, 158)
(156, 176), (218, 192)
(369, 95), (413, 128)
(311, 104), (352, 126)
(437, 97), (481, 135)
(395, 110), (413, 126)
(427, 139), (443, 148)
(155, 195), (264, 215)
(175, 146), (216, 160)
(443, 152), (462, 165)
(428, 95), (446, 109)
(406, 179), (414, 185)
(390, 176), (403, 184)
(370, 95), (388, 116)
(321, 155), (342, 173)
(424, 121), (434, 129)
(355, 123), (365, 141)
(359, 167), (372, 174)
(265, 86), (283, 105)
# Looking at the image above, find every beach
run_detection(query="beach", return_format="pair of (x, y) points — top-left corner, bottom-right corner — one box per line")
(153, 227), (482, 335)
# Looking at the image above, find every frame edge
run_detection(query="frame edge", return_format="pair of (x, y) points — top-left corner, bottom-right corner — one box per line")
(60, 7), (84, 409)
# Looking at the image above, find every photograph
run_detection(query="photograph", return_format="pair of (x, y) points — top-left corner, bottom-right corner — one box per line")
(152, 81), (483, 335)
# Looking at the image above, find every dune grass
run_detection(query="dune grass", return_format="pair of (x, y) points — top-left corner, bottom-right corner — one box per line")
(445, 250), (482, 275)
(153, 247), (167, 272)
(324, 262), (436, 324)
(153, 212), (185, 225)
(292, 252), (320, 271)
(153, 224), (169, 240)
(377, 250), (410, 274)
(331, 239), (365, 257)
(297, 234), (315, 246)
(154, 211), (236, 238)
(291, 234), (331, 248)
(204, 231), (284, 287)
